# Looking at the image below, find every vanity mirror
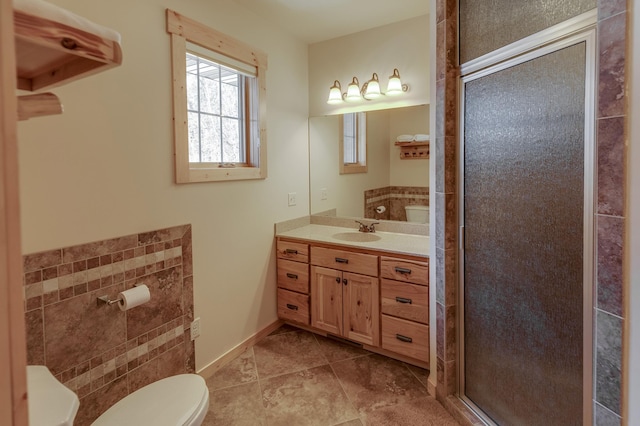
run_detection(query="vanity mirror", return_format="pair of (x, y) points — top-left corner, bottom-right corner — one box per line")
(309, 104), (430, 223)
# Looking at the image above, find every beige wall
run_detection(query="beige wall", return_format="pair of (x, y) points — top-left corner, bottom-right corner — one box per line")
(309, 15), (430, 117)
(388, 105), (430, 187)
(17, 0), (309, 372)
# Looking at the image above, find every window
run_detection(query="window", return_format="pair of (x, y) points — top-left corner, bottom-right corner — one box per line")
(167, 9), (267, 183)
(339, 112), (367, 174)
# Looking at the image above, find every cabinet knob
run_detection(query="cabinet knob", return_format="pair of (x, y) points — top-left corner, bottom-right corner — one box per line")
(335, 277), (341, 283)
(343, 278), (348, 285)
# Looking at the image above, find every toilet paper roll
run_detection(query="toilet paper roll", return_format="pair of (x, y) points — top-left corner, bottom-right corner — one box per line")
(118, 284), (151, 311)
(375, 206), (386, 214)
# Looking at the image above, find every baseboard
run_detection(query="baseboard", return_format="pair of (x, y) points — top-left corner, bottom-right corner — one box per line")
(428, 377), (437, 396)
(197, 319), (284, 380)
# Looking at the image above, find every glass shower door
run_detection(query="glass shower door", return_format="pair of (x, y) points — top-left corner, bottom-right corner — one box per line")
(460, 38), (594, 425)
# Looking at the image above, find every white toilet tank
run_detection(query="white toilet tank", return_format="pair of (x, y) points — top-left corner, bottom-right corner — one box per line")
(405, 205), (429, 223)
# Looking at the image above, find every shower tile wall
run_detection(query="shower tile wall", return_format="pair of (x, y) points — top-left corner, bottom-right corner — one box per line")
(364, 186), (429, 221)
(22, 224), (195, 426)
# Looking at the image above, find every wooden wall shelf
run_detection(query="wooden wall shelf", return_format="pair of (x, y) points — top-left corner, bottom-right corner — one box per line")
(13, 2), (122, 119)
(394, 141), (430, 159)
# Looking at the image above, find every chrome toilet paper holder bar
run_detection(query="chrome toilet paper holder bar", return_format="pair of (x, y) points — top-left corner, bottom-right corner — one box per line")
(96, 295), (122, 306)
(96, 284), (143, 306)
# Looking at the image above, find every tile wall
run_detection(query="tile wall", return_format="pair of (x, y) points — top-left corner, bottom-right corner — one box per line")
(364, 186), (429, 221)
(23, 224), (195, 426)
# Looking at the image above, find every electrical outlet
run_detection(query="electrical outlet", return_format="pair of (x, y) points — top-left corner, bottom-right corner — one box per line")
(190, 318), (201, 341)
(320, 188), (328, 200)
(288, 192), (297, 206)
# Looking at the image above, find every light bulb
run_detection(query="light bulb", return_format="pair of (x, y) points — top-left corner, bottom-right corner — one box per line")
(345, 77), (362, 102)
(386, 68), (404, 96)
(327, 80), (343, 104)
(364, 73), (382, 100)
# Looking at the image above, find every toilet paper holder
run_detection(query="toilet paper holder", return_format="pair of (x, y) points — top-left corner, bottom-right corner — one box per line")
(97, 295), (121, 306)
(96, 284), (144, 306)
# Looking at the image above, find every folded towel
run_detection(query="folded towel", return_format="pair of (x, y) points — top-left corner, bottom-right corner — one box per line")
(413, 134), (430, 142)
(396, 134), (414, 142)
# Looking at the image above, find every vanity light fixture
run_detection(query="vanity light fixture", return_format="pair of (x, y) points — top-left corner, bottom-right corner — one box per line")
(345, 77), (362, 102)
(327, 80), (343, 104)
(385, 68), (409, 96)
(363, 73), (382, 99)
(326, 69), (409, 104)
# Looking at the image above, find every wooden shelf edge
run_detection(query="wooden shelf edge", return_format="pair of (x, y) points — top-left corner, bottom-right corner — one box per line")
(17, 92), (63, 120)
(394, 141), (430, 146)
(14, 8), (122, 92)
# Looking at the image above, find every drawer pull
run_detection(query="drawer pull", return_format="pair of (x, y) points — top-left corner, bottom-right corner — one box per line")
(335, 257), (349, 264)
(286, 273), (298, 279)
(395, 267), (412, 274)
(396, 334), (413, 343)
(286, 303), (299, 311)
(284, 249), (298, 254)
(395, 297), (413, 304)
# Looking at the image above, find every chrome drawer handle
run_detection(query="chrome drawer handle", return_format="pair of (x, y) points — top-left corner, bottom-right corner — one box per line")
(396, 334), (413, 343)
(395, 267), (412, 274)
(395, 297), (412, 304)
(286, 273), (298, 280)
(286, 304), (298, 311)
(284, 249), (298, 254)
(335, 257), (349, 264)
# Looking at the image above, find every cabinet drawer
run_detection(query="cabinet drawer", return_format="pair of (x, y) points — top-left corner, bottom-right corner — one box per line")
(311, 246), (378, 276)
(277, 259), (309, 294)
(381, 315), (429, 362)
(277, 288), (310, 325)
(380, 256), (429, 286)
(380, 279), (428, 324)
(276, 239), (309, 263)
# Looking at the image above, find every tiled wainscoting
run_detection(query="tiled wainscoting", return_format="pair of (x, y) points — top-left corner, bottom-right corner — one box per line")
(364, 186), (429, 221)
(22, 225), (195, 425)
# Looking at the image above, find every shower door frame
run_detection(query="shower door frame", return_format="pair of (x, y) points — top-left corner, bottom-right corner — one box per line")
(457, 13), (597, 426)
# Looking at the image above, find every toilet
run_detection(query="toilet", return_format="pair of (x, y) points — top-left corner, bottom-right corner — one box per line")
(27, 366), (209, 426)
(405, 205), (429, 223)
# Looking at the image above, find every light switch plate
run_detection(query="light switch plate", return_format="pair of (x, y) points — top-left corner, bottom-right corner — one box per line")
(320, 188), (328, 200)
(288, 192), (297, 206)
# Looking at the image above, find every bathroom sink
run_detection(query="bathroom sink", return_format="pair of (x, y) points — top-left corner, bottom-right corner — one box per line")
(332, 232), (381, 242)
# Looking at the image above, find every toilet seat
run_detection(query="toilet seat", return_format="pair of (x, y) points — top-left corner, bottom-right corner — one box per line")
(92, 374), (209, 426)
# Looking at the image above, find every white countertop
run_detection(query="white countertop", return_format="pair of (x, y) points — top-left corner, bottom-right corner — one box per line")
(276, 224), (429, 258)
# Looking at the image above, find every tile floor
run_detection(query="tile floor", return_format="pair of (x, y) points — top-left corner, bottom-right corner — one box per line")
(202, 325), (460, 426)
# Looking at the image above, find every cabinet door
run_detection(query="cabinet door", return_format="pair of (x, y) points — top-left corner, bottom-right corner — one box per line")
(343, 272), (379, 346)
(310, 266), (342, 336)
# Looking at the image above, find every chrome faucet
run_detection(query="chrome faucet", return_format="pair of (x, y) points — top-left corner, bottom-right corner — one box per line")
(355, 220), (379, 233)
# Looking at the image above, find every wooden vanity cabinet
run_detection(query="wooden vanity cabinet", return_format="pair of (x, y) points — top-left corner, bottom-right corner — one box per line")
(310, 264), (379, 346)
(276, 237), (429, 367)
(276, 240), (310, 325)
(379, 256), (430, 362)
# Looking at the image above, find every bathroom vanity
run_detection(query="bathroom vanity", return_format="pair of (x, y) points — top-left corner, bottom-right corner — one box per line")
(275, 223), (429, 368)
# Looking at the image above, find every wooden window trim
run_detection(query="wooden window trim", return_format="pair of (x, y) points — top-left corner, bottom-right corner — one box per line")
(167, 9), (267, 183)
(339, 112), (368, 175)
